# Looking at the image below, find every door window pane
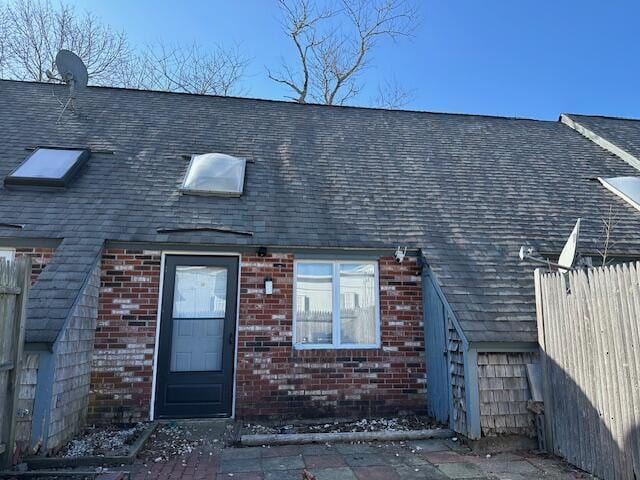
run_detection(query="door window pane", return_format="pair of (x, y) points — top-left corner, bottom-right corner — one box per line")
(173, 266), (227, 318)
(340, 264), (376, 344)
(170, 265), (227, 372)
(295, 263), (333, 345)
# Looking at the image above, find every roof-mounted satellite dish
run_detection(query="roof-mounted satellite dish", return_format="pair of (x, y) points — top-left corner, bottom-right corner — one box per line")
(55, 49), (88, 92)
(518, 218), (582, 274)
(557, 218), (581, 274)
(46, 50), (89, 121)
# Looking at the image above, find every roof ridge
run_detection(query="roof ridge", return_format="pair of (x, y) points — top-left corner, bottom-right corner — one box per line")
(0, 78), (554, 122)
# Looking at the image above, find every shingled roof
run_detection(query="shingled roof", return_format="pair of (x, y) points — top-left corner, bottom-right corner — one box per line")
(1, 80), (640, 344)
(563, 114), (640, 164)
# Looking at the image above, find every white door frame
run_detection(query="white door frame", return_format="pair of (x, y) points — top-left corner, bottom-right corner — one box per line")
(149, 250), (242, 420)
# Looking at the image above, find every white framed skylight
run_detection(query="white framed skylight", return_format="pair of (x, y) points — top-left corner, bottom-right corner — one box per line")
(4, 147), (90, 187)
(598, 176), (640, 212)
(181, 153), (246, 196)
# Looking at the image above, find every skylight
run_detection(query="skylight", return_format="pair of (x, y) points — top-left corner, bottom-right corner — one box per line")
(181, 153), (246, 196)
(599, 176), (640, 211)
(5, 148), (90, 187)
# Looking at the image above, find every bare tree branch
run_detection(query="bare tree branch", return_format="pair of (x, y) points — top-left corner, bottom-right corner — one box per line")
(373, 76), (412, 109)
(268, 0), (334, 103)
(271, 0), (417, 106)
(117, 42), (249, 96)
(0, 0), (248, 96)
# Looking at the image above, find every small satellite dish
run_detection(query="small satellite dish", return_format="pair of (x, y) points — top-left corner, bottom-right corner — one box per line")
(558, 218), (581, 274)
(55, 49), (88, 91)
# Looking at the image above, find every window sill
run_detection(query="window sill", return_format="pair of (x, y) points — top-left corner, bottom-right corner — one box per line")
(293, 343), (380, 350)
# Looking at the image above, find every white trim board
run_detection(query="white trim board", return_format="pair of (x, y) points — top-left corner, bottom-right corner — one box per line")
(561, 114), (640, 172)
(149, 250), (242, 421)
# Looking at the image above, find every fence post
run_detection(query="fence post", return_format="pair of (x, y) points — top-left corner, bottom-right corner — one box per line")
(0, 257), (31, 468)
(534, 268), (554, 452)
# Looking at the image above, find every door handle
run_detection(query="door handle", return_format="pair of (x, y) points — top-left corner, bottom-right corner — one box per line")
(229, 331), (235, 345)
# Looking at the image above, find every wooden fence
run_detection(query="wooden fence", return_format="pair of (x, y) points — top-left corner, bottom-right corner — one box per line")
(535, 263), (640, 480)
(0, 257), (30, 468)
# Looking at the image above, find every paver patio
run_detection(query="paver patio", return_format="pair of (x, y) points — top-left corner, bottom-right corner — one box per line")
(130, 437), (593, 479)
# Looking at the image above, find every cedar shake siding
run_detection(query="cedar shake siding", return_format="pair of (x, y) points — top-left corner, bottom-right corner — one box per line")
(89, 250), (426, 422)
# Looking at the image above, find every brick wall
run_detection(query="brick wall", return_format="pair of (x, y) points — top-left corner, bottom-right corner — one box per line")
(46, 260), (101, 450)
(15, 246), (55, 284)
(235, 254), (426, 419)
(477, 351), (539, 437)
(89, 249), (161, 424)
(89, 251), (425, 422)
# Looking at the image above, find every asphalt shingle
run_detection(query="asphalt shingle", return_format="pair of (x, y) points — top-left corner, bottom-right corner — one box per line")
(1, 80), (640, 344)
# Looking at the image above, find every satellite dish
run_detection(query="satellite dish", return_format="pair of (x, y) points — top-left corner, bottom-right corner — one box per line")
(558, 218), (581, 274)
(55, 50), (88, 91)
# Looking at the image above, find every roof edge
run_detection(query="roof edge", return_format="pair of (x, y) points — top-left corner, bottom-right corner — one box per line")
(0, 78), (554, 122)
(560, 114), (640, 171)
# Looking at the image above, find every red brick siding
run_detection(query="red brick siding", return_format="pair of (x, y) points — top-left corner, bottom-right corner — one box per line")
(15, 246), (55, 284)
(88, 249), (161, 424)
(235, 254), (426, 418)
(89, 251), (426, 422)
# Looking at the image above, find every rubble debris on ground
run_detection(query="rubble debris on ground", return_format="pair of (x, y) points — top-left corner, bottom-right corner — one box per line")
(57, 423), (148, 458)
(241, 415), (439, 436)
(137, 421), (233, 463)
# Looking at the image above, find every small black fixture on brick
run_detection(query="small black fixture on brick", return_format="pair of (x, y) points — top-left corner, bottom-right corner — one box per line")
(257, 246), (268, 257)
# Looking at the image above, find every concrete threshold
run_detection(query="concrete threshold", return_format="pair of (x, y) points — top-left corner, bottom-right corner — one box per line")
(240, 427), (453, 446)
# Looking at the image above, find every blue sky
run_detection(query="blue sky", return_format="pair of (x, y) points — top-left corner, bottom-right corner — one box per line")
(66, 0), (640, 120)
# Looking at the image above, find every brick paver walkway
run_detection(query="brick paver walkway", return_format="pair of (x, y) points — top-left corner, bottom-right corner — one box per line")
(131, 438), (592, 479)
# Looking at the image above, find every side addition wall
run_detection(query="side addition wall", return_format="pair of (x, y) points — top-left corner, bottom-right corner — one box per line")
(46, 260), (101, 450)
(477, 351), (538, 437)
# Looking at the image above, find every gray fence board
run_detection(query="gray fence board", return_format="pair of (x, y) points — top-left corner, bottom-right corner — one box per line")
(536, 264), (640, 480)
(0, 257), (30, 468)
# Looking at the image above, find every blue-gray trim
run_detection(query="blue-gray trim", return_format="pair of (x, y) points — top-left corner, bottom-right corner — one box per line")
(31, 351), (54, 450)
(422, 262), (469, 348)
(464, 348), (481, 440)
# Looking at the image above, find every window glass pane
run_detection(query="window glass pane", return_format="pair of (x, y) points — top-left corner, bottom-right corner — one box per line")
(296, 263), (333, 345)
(172, 266), (227, 318)
(0, 250), (14, 262)
(340, 264), (376, 345)
(12, 149), (83, 179)
(183, 153), (246, 194)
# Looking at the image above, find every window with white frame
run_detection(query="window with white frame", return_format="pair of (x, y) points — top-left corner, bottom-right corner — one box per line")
(294, 261), (380, 349)
(0, 248), (15, 262)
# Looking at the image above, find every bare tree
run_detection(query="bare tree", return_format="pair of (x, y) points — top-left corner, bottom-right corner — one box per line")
(270, 0), (417, 106)
(118, 42), (249, 96)
(373, 76), (411, 109)
(596, 205), (619, 266)
(1, 0), (130, 84)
